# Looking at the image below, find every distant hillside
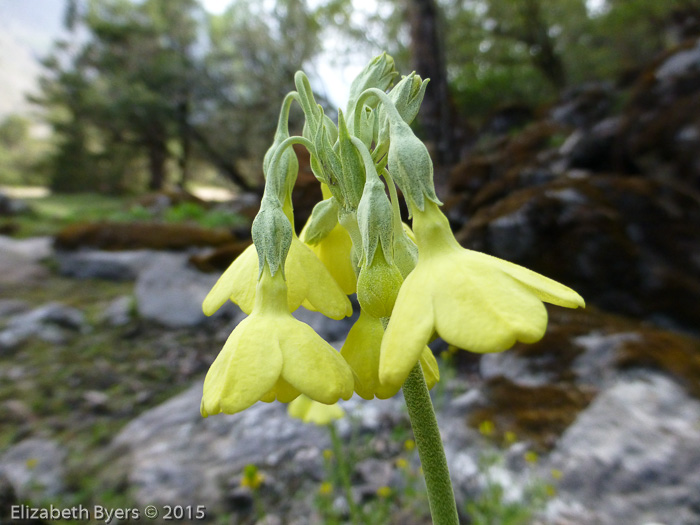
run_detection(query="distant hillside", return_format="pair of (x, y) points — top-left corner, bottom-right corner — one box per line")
(0, 0), (67, 119)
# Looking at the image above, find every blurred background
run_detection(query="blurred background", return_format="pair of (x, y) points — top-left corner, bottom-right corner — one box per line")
(1, 0), (700, 524)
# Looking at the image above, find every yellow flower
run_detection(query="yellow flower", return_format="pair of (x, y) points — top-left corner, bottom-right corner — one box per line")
(376, 486), (393, 498)
(202, 236), (352, 320)
(301, 218), (357, 295)
(201, 268), (354, 416)
(241, 464), (265, 489)
(395, 457), (409, 470)
(379, 200), (584, 389)
(341, 309), (439, 400)
(319, 481), (333, 495)
(288, 394), (345, 425)
(478, 420), (495, 437)
(524, 451), (539, 464)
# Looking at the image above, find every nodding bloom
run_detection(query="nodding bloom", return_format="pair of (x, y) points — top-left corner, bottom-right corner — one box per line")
(301, 219), (357, 296)
(202, 236), (352, 320)
(379, 200), (584, 390)
(201, 267), (354, 417)
(288, 394), (345, 425)
(342, 309), (439, 400)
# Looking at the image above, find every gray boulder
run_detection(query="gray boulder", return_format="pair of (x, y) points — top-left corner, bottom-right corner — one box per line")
(545, 373), (700, 525)
(106, 381), (404, 513)
(0, 302), (87, 351)
(0, 438), (67, 502)
(56, 249), (160, 281)
(134, 253), (239, 327)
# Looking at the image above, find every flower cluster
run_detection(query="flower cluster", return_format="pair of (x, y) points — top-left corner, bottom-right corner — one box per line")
(200, 53), (584, 417)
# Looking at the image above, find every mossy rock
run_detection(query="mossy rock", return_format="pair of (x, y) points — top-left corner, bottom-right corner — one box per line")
(456, 175), (700, 331)
(464, 307), (700, 449)
(54, 221), (236, 251)
(188, 240), (252, 272)
(468, 377), (595, 450)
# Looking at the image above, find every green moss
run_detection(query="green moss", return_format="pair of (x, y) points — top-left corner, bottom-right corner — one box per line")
(468, 377), (595, 451)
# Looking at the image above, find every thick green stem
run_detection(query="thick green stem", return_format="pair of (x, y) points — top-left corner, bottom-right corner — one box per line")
(403, 363), (459, 525)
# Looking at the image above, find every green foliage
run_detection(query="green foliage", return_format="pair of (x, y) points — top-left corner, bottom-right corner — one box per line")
(464, 430), (556, 525)
(0, 115), (50, 186)
(6, 193), (245, 238)
(312, 419), (430, 525)
(32, 0), (321, 194)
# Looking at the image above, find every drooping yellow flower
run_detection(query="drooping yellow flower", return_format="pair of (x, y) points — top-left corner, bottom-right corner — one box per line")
(288, 394), (345, 425)
(202, 236), (352, 320)
(342, 309), (439, 400)
(201, 268), (354, 416)
(300, 185), (357, 295)
(302, 220), (356, 295)
(379, 200), (584, 389)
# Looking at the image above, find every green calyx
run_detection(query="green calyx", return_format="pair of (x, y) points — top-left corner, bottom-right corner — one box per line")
(252, 196), (293, 279)
(387, 119), (441, 212)
(302, 196), (340, 246)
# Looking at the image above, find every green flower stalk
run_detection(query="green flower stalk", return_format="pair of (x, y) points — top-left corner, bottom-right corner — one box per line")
(199, 53), (584, 525)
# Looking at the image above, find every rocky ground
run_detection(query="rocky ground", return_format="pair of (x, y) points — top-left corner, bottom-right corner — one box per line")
(1, 38), (700, 525)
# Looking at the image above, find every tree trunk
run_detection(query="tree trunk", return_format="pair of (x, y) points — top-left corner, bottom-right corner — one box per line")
(147, 140), (168, 191)
(406, 0), (456, 194)
(177, 98), (191, 188)
(520, 0), (567, 90)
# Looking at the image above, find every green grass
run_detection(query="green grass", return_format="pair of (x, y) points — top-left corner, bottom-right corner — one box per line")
(2, 192), (247, 238)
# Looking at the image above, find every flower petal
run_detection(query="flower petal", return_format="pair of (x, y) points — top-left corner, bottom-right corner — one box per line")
(202, 243), (257, 316)
(433, 255), (548, 353)
(279, 318), (354, 403)
(466, 250), (585, 308)
(261, 376), (301, 403)
(201, 317), (283, 416)
(341, 311), (402, 400)
(379, 269), (435, 389)
(307, 223), (357, 295)
(288, 395), (345, 425)
(419, 347), (440, 390)
(287, 238), (352, 319)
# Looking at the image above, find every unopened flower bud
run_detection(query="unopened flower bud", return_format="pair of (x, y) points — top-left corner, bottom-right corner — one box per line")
(378, 73), (429, 144)
(346, 52), (398, 114)
(251, 198), (293, 278)
(388, 121), (441, 212)
(302, 197), (340, 246)
(356, 172), (394, 267)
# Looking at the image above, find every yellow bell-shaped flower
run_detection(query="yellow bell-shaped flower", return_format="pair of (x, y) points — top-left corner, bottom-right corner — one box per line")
(379, 200), (584, 389)
(202, 236), (352, 320)
(201, 267), (354, 416)
(301, 220), (356, 295)
(288, 394), (345, 425)
(300, 184), (357, 295)
(342, 309), (439, 399)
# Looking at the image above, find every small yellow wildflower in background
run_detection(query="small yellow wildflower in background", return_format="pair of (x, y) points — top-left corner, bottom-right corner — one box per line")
(318, 481), (333, 495)
(478, 420), (496, 437)
(241, 464), (264, 490)
(395, 457), (409, 470)
(404, 439), (416, 452)
(524, 451), (539, 464)
(376, 486), (393, 498)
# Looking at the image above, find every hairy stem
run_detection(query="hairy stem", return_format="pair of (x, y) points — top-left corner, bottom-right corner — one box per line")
(402, 363), (459, 525)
